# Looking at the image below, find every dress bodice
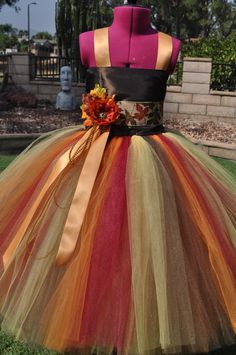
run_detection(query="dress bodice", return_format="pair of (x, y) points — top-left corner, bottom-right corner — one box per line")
(86, 67), (167, 128)
(84, 28), (172, 128)
(86, 67), (169, 102)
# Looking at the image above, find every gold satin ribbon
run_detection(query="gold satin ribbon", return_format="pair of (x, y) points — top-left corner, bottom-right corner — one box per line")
(94, 28), (173, 71)
(3, 127), (110, 268)
(155, 32), (173, 71)
(94, 27), (111, 67)
(55, 128), (110, 266)
(2, 131), (84, 270)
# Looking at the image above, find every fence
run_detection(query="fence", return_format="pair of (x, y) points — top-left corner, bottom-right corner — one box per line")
(29, 55), (183, 86)
(29, 55), (82, 82)
(0, 55), (10, 82)
(28, 56), (236, 93)
(211, 62), (236, 91)
(168, 61), (183, 86)
(3, 54), (236, 93)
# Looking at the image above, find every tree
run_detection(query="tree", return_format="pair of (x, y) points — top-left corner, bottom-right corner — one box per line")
(0, 24), (18, 51)
(133, 0), (236, 39)
(56, 0), (72, 57)
(32, 32), (53, 40)
(211, 0), (236, 37)
(55, 0), (236, 61)
(178, 0), (236, 38)
(182, 31), (236, 90)
(0, 0), (19, 11)
(55, 0), (236, 41)
(56, 0), (124, 58)
(182, 31), (236, 62)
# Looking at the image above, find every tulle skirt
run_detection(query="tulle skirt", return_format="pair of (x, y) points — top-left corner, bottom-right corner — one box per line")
(0, 125), (235, 354)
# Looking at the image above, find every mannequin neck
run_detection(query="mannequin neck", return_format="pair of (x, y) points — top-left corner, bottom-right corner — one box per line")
(111, 6), (152, 35)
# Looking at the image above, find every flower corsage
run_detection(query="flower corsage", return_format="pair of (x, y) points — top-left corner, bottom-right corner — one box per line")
(81, 84), (120, 128)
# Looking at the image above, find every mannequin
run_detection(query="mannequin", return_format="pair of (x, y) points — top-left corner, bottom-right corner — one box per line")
(124, 0), (149, 8)
(79, 3), (181, 73)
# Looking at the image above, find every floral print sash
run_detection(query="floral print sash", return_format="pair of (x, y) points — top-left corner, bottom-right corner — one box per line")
(114, 101), (163, 126)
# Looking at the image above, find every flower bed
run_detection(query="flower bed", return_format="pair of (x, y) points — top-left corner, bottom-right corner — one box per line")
(0, 105), (235, 144)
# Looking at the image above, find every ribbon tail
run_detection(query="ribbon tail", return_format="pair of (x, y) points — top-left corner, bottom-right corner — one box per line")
(2, 128), (94, 270)
(2, 154), (68, 270)
(55, 129), (110, 266)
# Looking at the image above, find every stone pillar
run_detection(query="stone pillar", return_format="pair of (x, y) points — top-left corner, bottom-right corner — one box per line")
(165, 57), (236, 124)
(165, 57), (213, 120)
(8, 53), (30, 85)
(182, 57), (212, 94)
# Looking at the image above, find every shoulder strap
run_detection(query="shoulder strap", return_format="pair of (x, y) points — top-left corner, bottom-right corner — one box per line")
(94, 28), (173, 70)
(94, 27), (111, 67)
(155, 32), (173, 70)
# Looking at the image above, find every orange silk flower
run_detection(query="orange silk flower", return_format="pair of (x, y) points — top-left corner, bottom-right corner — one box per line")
(81, 84), (121, 127)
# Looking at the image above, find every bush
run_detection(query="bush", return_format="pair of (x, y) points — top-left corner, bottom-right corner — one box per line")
(182, 32), (236, 62)
(181, 32), (236, 91)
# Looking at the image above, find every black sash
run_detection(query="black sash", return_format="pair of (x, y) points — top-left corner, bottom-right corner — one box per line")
(109, 124), (165, 138)
(86, 67), (168, 102)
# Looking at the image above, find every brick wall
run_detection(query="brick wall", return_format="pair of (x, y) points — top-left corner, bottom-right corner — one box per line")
(8, 53), (85, 105)
(8, 55), (236, 124)
(165, 57), (236, 125)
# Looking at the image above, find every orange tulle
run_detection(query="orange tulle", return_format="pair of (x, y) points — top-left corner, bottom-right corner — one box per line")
(0, 126), (235, 354)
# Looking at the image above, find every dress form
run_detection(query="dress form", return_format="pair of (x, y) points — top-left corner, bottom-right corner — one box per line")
(79, 5), (181, 73)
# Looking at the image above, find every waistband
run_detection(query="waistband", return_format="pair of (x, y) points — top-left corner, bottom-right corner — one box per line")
(115, 101), (163, 127)
(109, 124), (165, 137)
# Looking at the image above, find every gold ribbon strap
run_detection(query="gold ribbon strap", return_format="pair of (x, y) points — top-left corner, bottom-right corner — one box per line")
(55, 129), (110, 266)
(2, 130), (87, 270)
(3, 128), (103, 270)
(155, 32), (173, 71)
(94, 27), (111, 67)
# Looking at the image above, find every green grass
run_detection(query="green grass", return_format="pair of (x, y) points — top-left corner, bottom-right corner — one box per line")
(0, 330), (60, 354)
(0, 154), (235, 354)
(213, 157), (236, 177)
(0, 155), (17, 172)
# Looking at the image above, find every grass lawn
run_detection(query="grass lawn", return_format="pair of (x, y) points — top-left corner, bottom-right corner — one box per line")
(0, 155), (17, 172)
(213, 157), (236, 177)
(0, 331), (59, 354)
(0, 154), (235, 354)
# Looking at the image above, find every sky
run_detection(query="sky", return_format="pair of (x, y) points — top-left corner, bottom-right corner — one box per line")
(0, 0), (57, 35)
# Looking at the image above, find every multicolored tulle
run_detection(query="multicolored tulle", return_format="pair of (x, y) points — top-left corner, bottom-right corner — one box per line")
(0, 125), (235, 354)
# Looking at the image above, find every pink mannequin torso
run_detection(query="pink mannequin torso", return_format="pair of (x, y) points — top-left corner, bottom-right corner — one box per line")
(79, 6), (181, 73)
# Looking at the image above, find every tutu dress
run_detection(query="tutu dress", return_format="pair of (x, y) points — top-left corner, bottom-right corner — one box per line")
(0, 28), (236, 355)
